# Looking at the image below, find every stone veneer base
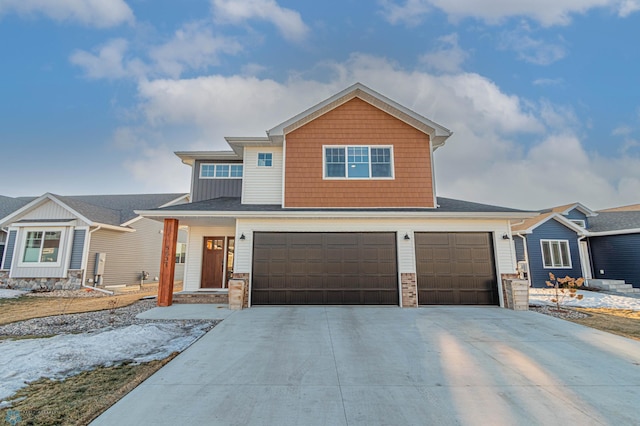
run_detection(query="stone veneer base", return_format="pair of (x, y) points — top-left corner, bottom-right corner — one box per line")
(0, 270), (84, 291)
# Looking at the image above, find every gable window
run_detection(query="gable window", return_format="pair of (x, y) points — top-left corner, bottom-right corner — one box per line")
(541, 240), (571, 268)
(257, 153), (273, 167)
(324, 146), (393, 179)
(200, 164), (243, 179)
(570, 219), (586, 228)
(22, 230), (62, 264)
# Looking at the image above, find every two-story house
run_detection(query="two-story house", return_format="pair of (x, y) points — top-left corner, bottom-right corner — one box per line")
(140, 83), (534, 307)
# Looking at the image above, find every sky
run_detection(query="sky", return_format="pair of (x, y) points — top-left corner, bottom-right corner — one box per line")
(1, 0), (639, 210)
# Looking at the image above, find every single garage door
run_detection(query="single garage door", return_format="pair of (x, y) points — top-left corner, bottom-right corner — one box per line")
(415, 232), (498, 305)
(252, 232), (398, 305)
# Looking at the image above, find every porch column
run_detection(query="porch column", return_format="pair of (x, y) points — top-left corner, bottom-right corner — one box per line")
(158, 218), (179, 307)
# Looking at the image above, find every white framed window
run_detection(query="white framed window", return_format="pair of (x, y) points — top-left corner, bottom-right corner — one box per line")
(257, 153), (273, 167)
(323, 145), (394, 179)
(19, 228), (64, 267)
(570, 219), (586, 228)
(175, 243), (187, 264)
(541, 240), (572, 268)
(200, 163), (243, 179)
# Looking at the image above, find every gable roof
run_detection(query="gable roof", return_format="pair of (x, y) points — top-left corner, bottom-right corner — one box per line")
(587, 211), (640, 233)
(266, 83), (453, 150)
(0, 196), (31, 224)
(511, 212), (585, 235)
(1, 193), (188, 229)
(540, 202), (597, 217)
(598, 203), (640, 212)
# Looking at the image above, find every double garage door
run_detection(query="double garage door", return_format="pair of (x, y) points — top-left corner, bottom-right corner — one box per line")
(251, 232), (498, 305)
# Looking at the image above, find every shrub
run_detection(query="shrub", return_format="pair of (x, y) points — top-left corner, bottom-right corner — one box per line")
(546, 273), (584, 311)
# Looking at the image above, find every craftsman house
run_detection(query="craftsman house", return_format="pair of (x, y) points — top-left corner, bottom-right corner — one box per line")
(140, 83), (534, 307)
(0, 193), (188, 290)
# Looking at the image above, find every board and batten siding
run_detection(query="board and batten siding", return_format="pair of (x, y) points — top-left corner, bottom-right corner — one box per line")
(233, 217), (516, 280)
(590, 233), (640, 288)
(183, 225), (236, 291)
(241, 146), (283, 205)
(192, 160), (243, 202)
(2, 230), (17, 270)
(20, 200), (90, 226)
(525, 219), (583, 288)
(86, 218), (187, 287)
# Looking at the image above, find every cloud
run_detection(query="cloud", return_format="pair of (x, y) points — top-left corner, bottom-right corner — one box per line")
(69, 38), (146, 80)
(380, 0), (638, 27)
(499, 24), (567, 65)
(379, 0), (431, 26)
(419, 33), (469, 73)
(0, 0), (134, 27)
(149, 22), (243, 78)
(212, 0), (309, 42)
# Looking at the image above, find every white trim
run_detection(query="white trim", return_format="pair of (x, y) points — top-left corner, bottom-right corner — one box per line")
(16, 227), (68, 268)
(256, 152), (273, 168)
(158, 194), (190, 208)
(570, 219), (586, 228)
(540, 239), (572, 269)
(281, 134), (287, 207)
(10, 221), (76, 227)
(0, 193), (95, 228)
(62, 226), (74, 277)
(322, 145), (395, 180)
(430, 136), (437, 209)
(587, 228), (640, 237)
(80, 226), (94, 286)
(556, 203), (598, 217)
(199, 163), (244, 179)
(492, 232), (505, 308)
(512, 213), (586, 235)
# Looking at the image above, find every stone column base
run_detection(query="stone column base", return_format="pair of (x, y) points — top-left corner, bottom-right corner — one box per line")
(401, 273), (418, 307)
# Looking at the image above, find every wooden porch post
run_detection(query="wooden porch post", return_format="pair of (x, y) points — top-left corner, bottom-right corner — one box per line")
(158, 218), (179, 307)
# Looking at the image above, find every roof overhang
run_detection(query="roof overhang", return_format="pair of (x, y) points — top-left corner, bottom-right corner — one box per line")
(224, 137), (277, 157)
(588, 228), (640, 237)
(266, 83), (453, 150)
(175, 151), (242, 166)
(512, 213), (587, 235)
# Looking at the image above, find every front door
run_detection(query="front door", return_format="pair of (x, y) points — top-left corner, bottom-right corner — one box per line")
(202, 237), (225, 288)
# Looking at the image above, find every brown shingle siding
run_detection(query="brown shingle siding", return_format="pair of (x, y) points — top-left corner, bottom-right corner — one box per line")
(284, 98), (434, 208)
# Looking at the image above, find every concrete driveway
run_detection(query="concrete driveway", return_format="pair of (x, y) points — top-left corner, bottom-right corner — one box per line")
(93, 307), (640, 425)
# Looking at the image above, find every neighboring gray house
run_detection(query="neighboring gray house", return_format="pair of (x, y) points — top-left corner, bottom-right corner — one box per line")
(0, 193), (189, 290)
(0, 195), (32, 262)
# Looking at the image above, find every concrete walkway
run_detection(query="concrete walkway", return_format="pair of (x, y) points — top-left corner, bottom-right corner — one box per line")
(93, 307), (640, 425)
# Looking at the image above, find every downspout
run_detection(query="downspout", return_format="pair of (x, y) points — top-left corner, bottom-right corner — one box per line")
(81, 226), (114, 295)
(516, 234), (532, 287)
(577, 235), (591, 282)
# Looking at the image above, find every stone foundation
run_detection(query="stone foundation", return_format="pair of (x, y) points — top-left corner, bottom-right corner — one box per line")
(232, 272), (250, 308)
(0, 270), (84, 291)
(401, 273), (418, 307)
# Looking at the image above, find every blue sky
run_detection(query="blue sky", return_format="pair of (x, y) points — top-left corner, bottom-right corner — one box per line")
(1, 0), (640, 209)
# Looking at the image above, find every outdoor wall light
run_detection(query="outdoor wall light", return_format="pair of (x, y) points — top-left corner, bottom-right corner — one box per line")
(404, 233), (410, 240)
(502, 233), (511, 240)
(240, 233), (246, 240)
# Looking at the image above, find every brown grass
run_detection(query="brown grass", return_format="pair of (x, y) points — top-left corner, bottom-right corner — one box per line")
(0, 354), (177, 426)
(0, 283), (182, 326)
(569, 308), (640, 341)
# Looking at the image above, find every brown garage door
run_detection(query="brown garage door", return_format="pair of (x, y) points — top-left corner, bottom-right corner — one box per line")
(252, 232), (398, 305)
(415, 232), (498, 305)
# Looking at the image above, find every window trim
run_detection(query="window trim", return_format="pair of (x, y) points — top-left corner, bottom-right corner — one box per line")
(17, 227), (66, 268)
(540, 239), (572, 269)
(570, 219), (586, 228)
(257, 152), (273, 167)
(175, 242), (187, 264)
(322, 145), (395, 180)
(200, 163), (243, 179)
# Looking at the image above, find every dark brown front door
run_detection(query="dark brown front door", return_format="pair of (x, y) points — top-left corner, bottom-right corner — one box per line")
(415, 232), (498, 305)
(252, 232), (399, 305)
(202, 237), (225, 288)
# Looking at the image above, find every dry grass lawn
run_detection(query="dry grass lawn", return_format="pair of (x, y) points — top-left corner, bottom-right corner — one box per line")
(569, 308), (640, 341)
(0, 354), (177, 425)
(0, 282), (183, 326)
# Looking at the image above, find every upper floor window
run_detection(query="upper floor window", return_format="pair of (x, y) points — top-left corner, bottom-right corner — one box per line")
(21, 229), (62, 265)
(200, 164), (243, 179)
(541, 240), (571, 268)
(324, 146), (393, 179)
(570, 219), (586, 228)
(257, 153), (273, 167)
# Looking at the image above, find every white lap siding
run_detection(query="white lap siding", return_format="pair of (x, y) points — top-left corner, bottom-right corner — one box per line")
(183, 225), (236, 291)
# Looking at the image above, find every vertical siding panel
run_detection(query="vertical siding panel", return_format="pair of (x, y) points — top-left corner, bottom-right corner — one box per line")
(192, 160), (243, 202)
(69, 229), (86, 269)
(3, 230), (17, 270)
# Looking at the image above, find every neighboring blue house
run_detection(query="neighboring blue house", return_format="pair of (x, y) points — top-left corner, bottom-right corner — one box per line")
(511, 203), (595, 288)
(0, 196), (32, 264)
(587, 211), (640, 289)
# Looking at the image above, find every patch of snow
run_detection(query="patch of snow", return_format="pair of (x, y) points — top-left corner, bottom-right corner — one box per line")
(0, 289), (28, 299)
(0, 322), (209, 402)
(529, 288), (640, 311)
